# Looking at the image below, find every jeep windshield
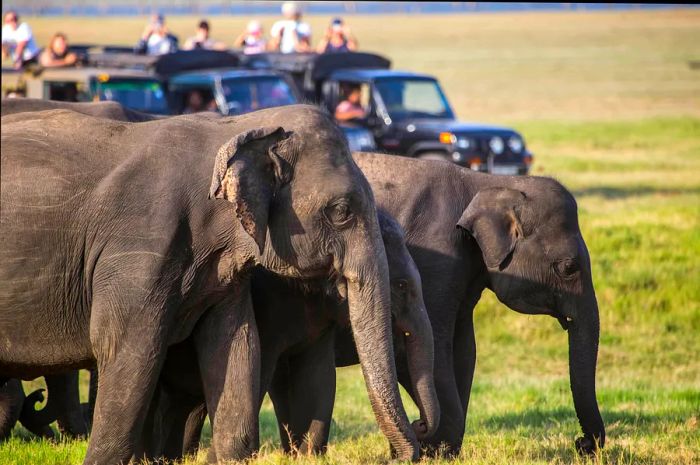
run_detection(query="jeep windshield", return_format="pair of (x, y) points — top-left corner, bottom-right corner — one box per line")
(374, 78), (455, 121)
(94, 79), (168, 114)
(221, 76), (296, 115)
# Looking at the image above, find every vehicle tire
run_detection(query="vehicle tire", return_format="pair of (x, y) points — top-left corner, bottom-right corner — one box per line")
(417, 152), (450, 162)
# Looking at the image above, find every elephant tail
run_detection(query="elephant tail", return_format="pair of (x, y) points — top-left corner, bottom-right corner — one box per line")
(20, 388), (57, 439)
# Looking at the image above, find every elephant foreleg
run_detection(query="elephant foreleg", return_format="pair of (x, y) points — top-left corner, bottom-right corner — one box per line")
(84, 295), (169, 465)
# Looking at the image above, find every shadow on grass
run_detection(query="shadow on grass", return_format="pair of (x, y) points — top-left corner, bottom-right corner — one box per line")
(480, 405), (692, 435)
(572, 185), (700, 199)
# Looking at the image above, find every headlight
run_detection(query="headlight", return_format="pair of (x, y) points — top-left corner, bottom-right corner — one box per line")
(456, 137), (471, 149)
(507, 136), (524, 153)
(451, 151), (465, 162)
(489, 136), (505, 155)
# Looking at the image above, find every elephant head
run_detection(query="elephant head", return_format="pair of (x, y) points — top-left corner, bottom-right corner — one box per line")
(456, 178), (605, 455)
(209, 105), (419, 460)
(378, 212), (440, 442)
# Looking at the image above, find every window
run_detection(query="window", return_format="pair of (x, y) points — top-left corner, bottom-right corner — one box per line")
(374, 78), (453, 120)
(221, 77), (296, 115)
(95, 80), (168, 114)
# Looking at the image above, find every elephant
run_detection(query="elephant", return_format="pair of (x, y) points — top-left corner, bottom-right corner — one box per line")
(326, 152), (605, 456)
(0, 105), (422, 463)
(141, 210), (439, 460)
(1, 97), (160, 122)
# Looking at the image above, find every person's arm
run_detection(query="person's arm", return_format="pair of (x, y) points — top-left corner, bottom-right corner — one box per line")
(13, 40), (27, 67)
(39, 49), (53, 67)
(135, 24), (153, 54)
(344, 26), (358, 51)
(316, 28), (331, 53)
(334, 102), (366, 121)
(233, 33), (246, 48)
(182, 37), (195, 50)
(40, 49), (78, 68)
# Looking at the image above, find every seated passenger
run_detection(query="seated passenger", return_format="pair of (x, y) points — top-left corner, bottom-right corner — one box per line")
(233, 21), (267, 55)
(334, 84), (366, 122)
(182, 90), (216, 114)
(39, 33), (77, 68)
(317, 18), (357, 54)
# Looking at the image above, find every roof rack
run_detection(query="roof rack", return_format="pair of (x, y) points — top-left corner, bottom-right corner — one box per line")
(84, 49), (241, 76)
(255, 52), (391, 94)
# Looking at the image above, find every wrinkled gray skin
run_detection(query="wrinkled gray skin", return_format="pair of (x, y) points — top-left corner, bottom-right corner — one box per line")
(0, 106), (420, 463)
(0, 100), (153, 440)
(144, 212), (438, 460)
(336, 153), (606, 456)
(1, 97), (160, 122)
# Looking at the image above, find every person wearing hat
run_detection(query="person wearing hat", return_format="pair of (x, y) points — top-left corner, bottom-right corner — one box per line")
(183, 19), (226, 50)
(234, 20), (267, 55)
(317, 17), (357, 54)
(135, 13), (178, 56)
(269, 1), (312, 54)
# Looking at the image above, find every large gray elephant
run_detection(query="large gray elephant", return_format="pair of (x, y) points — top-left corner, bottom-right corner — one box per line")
(0, 106), (421, 463)
(143, 211), (438, 460)
(330, 153), (606, 456)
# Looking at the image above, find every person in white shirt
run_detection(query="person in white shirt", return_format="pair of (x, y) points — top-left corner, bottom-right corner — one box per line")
(2, 11), (40, 69)
(269, 2), (312, 54)
(135, 14), (178, 56)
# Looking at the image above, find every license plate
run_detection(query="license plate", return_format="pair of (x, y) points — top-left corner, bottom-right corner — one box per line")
(491, 165), (520, 175)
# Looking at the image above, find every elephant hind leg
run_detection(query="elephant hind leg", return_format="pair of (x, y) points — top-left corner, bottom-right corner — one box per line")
(270, 330), (336, 455)
(46, 372), (88, 438)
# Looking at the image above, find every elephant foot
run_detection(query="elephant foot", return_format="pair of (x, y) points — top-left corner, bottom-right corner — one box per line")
(575, 435), (601, 456)
(419, 441), (460, 459)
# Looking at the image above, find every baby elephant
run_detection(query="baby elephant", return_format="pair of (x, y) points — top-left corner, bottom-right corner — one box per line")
(146, 211), (439, 460)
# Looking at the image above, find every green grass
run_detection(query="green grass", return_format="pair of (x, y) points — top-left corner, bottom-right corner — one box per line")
(2, 8), (699, 465)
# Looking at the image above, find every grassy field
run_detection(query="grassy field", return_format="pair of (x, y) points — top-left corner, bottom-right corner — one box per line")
(2, 8), (699, 465)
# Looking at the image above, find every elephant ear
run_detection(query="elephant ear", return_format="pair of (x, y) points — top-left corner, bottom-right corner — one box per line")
(209, 126), (293, 254)
(456, 187), (526, 270)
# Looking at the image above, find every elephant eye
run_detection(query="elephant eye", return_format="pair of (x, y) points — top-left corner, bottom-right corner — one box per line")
(555, 258), (579, 279)
(326, 200), (354, 227)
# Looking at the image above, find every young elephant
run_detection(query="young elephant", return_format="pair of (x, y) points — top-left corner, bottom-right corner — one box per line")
(144, 211), (439, 459)
(339, 152), (606, 456)
(0, 106), (420, 463)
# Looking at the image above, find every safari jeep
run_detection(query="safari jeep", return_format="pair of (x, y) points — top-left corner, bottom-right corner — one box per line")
(262, 52), (533, 174)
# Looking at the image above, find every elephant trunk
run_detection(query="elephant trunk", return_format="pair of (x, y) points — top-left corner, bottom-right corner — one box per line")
(346, 277), (419, 461)
(566, 291), (605, 454)
(399, 306), (440, 440)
